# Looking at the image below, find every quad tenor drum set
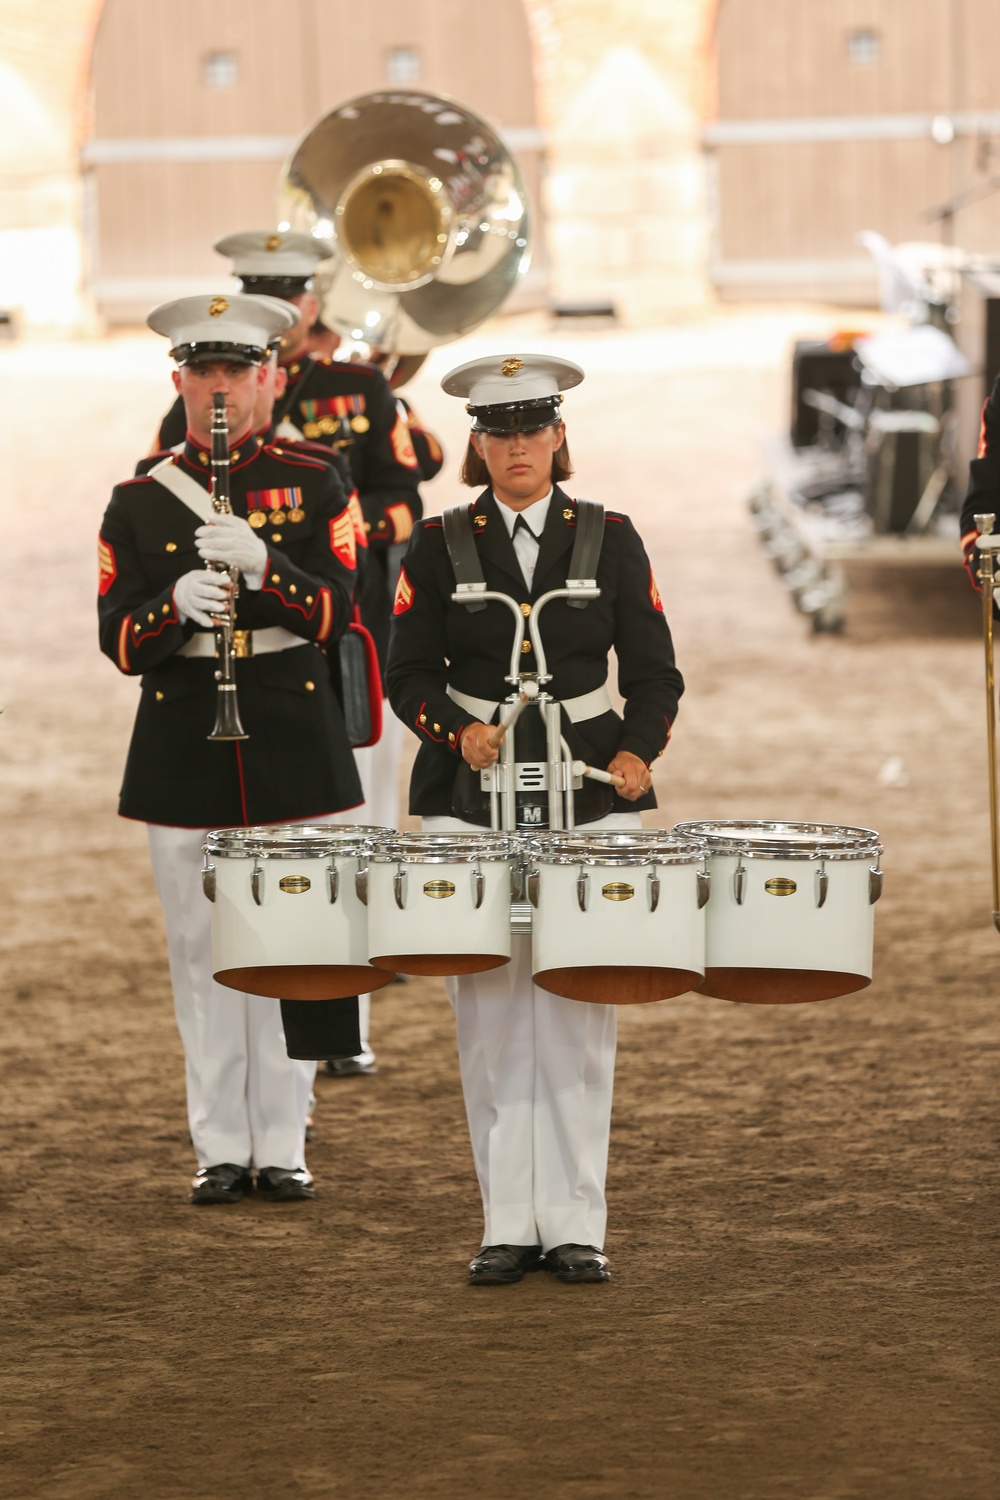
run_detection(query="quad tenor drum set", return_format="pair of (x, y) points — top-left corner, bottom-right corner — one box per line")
(202, 818), (883, 1007)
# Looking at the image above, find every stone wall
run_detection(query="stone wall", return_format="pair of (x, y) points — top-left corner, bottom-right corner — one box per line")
(524, 0), (717, 321)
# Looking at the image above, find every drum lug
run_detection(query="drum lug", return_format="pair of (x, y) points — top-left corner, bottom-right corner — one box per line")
(394, 866), (407, 910)
(472, 864), (485, 910)
(326, 863), (339, 904)
(816, 860), (829, 909)
(696, 866), (711, 909)
(251, 860), (264, 907)
(576, 867), (589, 912)
(355, 863), (369, 906)
(202, 860), (216, 903)
(869, 865), (884, 904)
(647, 870), (660, 913)
(526, 869), (539, 907)
(734, 858), (746, 906)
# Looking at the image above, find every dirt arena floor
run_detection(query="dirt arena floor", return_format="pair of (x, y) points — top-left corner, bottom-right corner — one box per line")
(1, 309), (997, 1499)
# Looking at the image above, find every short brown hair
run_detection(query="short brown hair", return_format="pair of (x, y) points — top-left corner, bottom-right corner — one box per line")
(460, 433), (574, 487)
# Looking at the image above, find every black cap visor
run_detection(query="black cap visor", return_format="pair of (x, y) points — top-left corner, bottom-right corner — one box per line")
(170, 341), (266, 367)
(237, 275), (312, 300)
(468, 395), (563, 435)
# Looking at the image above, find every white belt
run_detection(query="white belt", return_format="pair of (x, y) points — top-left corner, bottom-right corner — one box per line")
(176, 626), (306, 659)
(446, 682), (612, 724)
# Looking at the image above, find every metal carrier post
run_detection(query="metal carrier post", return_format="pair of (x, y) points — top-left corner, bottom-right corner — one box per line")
(447, 579), (626, 833)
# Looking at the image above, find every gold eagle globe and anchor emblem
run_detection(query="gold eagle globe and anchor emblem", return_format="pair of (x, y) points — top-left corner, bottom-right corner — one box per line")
(208, 297), (229, 318)
(501, 357), (524, 377)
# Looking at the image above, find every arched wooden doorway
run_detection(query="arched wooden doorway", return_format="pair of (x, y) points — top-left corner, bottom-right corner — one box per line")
(84, 0), (544, 323)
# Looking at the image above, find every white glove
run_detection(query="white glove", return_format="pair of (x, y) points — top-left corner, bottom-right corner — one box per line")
(195, 515), (268, 589)
(173, 569), (232, 628)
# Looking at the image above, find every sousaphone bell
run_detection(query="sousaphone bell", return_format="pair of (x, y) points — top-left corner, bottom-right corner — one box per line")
(276, 89), (532, 359)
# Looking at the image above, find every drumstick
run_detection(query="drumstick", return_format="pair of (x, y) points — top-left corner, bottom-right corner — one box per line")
(572, 759), (627, 790)
(486, 685), (538, 750)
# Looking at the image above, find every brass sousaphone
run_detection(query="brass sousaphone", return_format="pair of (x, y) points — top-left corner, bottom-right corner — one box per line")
(276, 89), (532, 369)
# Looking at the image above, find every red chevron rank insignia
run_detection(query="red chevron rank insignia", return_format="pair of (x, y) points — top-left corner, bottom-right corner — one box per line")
(329, 511), (357, 570)
(389, 410), (419, 469)
(98, 535), (117, 595)
(393, 566), (414, 614)
(649, 566), (664, 613)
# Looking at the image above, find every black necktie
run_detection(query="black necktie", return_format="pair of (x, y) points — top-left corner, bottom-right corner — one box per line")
(513, 515), (536, 541)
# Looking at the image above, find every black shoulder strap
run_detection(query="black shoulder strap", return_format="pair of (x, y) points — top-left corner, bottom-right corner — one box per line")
(443, 503), (487, 612)
(566, 498), (605, 609)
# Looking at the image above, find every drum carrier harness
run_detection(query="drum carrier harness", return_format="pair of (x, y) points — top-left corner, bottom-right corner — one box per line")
(442, 499), (621, 832)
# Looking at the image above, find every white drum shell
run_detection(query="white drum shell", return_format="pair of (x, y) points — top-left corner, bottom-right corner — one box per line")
(211, 849), (386, 998)
(700, 852), (875, 1001)
(367, 856), (514, 974)
(531, 860), (705, 1003)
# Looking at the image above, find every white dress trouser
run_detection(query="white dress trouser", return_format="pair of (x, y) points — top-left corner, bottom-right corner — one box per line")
(352, 708), (403, 1048)
(147, 824), (312, 1172)
(424, 812), (642, 1252)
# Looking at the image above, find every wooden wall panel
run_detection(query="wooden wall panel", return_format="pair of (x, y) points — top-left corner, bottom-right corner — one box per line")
(716, 0), (954, 120)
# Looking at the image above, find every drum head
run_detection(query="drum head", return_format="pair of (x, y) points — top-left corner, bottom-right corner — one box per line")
(673, 820), (880, 860)
(533, 964), (702, 1005)
(214, 962), (395, 1000)
(698, 967), (873, 1004)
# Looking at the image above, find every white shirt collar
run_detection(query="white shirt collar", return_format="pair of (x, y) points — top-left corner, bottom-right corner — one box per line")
(495, 487), (553, 538)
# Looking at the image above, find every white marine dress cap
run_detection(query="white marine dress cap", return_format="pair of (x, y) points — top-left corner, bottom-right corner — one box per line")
(214, 229), (337, 280)
(146, 292), (297, 365)
(441, 353), (585, 433)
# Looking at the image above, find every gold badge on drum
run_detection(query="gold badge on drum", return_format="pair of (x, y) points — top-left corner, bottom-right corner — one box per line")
(279, 876), (311, 895)
(764, 877), (797, 896)
(423, 879), (456, 898)
(601, 882), (634, 901)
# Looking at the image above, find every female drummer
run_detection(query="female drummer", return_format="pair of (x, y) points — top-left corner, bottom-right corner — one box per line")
(385, 354), (684, 1285)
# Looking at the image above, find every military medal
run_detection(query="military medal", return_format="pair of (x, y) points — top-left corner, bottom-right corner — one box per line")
(248, 511), (268, 529)
(350, 415), (370, 433)
(271, 509), (285, 525)
(289, 508), (305, 523)
(303, 421), (320, 439)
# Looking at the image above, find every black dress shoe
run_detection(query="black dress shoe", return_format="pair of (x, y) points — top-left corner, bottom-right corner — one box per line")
(468, 1244), (544, 1285)
(323, 1047), (377, 1077)
(190, 1163), (253, 1205)
(256, 1166), (316, 1202)
(543, 1244), (611, 1283)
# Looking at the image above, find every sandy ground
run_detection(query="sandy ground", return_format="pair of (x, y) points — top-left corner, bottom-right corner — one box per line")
(0, 308), (997, 1499)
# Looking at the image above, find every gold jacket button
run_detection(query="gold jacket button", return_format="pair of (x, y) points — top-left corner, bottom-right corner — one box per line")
(271, 532), (283, 543)
(271, 574), (280, 584)
(520, 602), (531, 616)
(147, 611), (155, 622)
(305, 680), (315, 691)
(521, 639), (532, 654)
(133, 622), (141, 632)
(433, 722), (440, 732)
(162, 603), (170, 614)
(419, 714), (427, 724)
(448, 731), (455, 743)
(305, 595), (313, 605)
(155, 691), (164, 701)
(289, 584), (297, 594)
(165, 542), (177, 552)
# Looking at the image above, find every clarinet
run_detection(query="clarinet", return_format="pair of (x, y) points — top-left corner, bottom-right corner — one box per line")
(207, 392), (248, 741)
